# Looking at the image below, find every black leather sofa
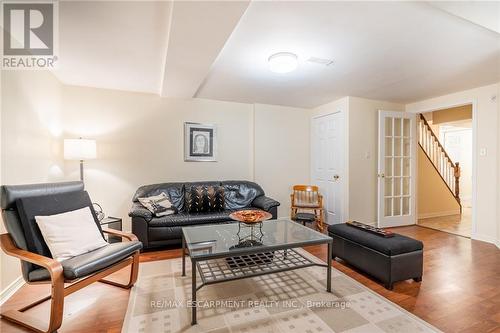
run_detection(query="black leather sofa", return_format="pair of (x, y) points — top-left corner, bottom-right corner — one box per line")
(129, 180), (280, 249)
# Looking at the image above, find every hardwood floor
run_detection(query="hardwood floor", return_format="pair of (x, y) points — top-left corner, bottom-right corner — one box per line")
(418, 207), (472, 238)
(1, 226), (499, 333)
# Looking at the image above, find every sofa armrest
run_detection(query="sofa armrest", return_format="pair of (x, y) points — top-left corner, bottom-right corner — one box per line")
(252, 195), (280, 212)
(128, 202), (152, 220)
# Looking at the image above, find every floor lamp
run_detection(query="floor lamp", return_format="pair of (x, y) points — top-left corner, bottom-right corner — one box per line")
(64, 138), (96, 183)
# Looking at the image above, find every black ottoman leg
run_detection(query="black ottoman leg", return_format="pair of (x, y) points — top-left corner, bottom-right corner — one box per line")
(385, 283), (393, 290)
(413, 277), (422, 282)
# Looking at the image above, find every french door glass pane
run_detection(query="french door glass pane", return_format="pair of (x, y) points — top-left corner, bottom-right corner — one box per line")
(385, 158), (393, 176)
(403, 178), (410, 196)
(394, 118), (401, 136)
(403, 118), (410, 137)
(385, 118), (393, 136)
(394, 158), (402, 176)
(394, 177), (401, 196)
(393, 198), (401, 215)
(394, 138), (402, 156)
(385, 178), (392, 196)
(402, 197), (410, 215)
(384, 198), (392, 217)
(385, 138), (393, 156)
(403, 158), (410, 176)
(403, 138), (410, 156)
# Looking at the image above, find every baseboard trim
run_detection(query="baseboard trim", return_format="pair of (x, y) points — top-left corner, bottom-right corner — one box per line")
(418, 210), (460, 219)
(0, 276), (24, 306)
(471, 233), (500, 247)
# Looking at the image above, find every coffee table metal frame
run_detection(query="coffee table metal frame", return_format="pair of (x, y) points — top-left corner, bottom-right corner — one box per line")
(181, 223), (333, 325)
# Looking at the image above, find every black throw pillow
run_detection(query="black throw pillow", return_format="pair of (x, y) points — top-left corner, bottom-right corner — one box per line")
(16, 191), (103, 257)
(184, 185), (225, 213)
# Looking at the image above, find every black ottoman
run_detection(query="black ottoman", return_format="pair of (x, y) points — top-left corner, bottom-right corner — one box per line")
(328, 223), (423, 290)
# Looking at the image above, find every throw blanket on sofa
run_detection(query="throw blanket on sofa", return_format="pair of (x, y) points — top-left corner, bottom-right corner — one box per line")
(138, 193), (176, 217)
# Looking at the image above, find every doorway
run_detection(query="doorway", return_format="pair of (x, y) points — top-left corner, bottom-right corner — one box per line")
(416, 105), (473, 237)
(311, 112), (345, 225)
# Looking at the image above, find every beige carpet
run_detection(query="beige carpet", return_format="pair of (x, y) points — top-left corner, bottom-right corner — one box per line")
(122, 250), (440, 333)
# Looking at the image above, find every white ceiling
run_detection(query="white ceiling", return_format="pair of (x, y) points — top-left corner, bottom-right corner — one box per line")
(54, 1), (500, 108)
(429, 1), (500, 34)
(55, 1), (171, 94)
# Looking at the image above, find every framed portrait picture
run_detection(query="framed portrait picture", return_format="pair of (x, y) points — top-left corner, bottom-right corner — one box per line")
(184, 122), (217, 162)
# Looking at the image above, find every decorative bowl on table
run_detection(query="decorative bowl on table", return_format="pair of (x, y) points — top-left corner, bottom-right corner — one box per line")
(229, 209), (272, 224)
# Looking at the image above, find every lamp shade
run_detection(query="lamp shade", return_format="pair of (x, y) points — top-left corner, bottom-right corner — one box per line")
(64, 139), (96, 160)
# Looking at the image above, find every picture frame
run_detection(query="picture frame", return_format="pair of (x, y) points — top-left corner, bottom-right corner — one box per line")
(184, 122), (217, 162)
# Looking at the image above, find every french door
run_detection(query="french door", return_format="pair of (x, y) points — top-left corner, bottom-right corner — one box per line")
(312, 112), (345, 225)
(378, 111), (416, 227)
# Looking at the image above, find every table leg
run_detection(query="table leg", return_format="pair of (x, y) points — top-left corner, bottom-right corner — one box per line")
(327, 241), (332, 292)
(191, 259), (197, 325)
(182, 234), (186, 277)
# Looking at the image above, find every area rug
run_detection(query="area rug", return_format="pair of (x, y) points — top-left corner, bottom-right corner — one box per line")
(122, 249), (440, 333)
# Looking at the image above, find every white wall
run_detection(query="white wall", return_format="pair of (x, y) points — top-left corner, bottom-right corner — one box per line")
(406, 83), (500, 245)
(254, 104), (311, 217)
(61, 85), (255, 229)
(0, 70), (65, 292)
(311, 97), (404, 224)
(1, 71), (313, 294)
(347, 97), (404, 223)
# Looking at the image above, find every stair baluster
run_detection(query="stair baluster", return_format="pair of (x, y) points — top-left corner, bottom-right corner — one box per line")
(418, 114), (461, 210)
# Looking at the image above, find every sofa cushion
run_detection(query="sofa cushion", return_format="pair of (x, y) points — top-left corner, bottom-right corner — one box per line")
(184, 185), (225, 213)
(148, 210), (234, 227)
(147, 213), (191, 227)
(328, 223), (423, 256)
(188, 211), (233, 224)
(16, 191), (103, 258)
(28, 241), (142, 282)
(222, 181), (265, 210)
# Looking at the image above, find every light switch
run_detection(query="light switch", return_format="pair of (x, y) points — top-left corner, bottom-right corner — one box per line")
(480, 148), (487, 156)
(365, 151), (371, 159)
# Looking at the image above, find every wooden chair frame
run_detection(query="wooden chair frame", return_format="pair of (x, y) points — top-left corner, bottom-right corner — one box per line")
(290, 185), (325, 232)
(0, 229), (140, 333)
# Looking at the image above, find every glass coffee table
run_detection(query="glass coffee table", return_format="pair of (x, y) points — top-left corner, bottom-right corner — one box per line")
(181, 219), (333, 325)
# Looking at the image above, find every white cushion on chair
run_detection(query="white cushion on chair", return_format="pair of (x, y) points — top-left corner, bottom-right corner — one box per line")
(35, 207), (108, 261)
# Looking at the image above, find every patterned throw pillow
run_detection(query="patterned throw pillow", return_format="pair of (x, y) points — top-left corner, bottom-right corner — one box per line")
(138, 193), (176, 217)
(185, 185), (225, 213)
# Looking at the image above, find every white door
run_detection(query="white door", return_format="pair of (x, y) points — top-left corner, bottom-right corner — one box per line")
(312, 112), (345, 225)
(378, 111), (416, 227)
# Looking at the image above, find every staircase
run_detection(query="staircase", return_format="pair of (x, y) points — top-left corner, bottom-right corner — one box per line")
(418, 114), (462, 210)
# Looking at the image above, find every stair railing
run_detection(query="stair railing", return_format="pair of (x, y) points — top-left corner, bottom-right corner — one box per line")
(418, 114), (461, 207)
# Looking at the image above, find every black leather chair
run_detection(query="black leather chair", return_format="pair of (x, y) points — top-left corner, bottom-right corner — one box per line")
(130, 180), (280, 249)
(0, 181), (142, 333)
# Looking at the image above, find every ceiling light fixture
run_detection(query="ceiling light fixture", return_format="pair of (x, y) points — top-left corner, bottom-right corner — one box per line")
(268, 52), (298, 74)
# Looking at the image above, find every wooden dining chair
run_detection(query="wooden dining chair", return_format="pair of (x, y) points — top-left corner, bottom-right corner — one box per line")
(290, 185), (325, 231)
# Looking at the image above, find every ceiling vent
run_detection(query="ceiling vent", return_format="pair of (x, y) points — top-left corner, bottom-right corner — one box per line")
(307, 57), (334, 67)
